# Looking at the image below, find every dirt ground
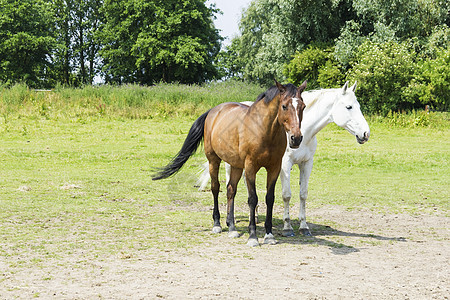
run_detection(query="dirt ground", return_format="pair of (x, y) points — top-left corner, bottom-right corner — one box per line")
(1, 205), (448, 299)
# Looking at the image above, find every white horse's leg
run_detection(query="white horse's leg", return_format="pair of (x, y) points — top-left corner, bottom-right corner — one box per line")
(280, 159), (294, 237)
(197, 161), (210, 191)
(225, 162), (231, 186)
(298, 159), (313, 236)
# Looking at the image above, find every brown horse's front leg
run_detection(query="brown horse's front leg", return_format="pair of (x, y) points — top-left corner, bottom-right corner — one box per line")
(245, 170), (259, 247)
(264, 169), (279, 245)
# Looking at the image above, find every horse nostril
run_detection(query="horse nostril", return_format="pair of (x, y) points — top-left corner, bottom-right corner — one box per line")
(289, 135), (302, 148)
(364, 131), (370, 140)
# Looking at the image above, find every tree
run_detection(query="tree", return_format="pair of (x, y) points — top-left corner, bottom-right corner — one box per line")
(351, 0), (449, 40)
(214, 38), (245, 80)
(98, 0), (221, 84)
(228, 0), (354, 85)
(0, 0), (56, 87)
(284, 44), (333, 88)
(50, 0), (103, 86)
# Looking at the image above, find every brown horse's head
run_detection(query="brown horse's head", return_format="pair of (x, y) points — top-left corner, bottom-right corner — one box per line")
(275, 80), (307, 149)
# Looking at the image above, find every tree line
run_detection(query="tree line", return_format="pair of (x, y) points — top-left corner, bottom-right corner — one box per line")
(0, 0), (221, 87)
(219, 0), (449, 112)
(1, 0), (449, 112)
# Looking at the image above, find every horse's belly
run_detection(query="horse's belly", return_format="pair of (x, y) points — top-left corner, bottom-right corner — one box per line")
(207, 104), (246, 168)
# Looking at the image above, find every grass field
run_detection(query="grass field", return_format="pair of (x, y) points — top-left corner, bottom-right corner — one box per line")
(0, 84), (449, 297)
(1, 111), (448, 251)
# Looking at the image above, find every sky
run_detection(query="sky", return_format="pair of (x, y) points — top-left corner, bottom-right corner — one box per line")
(206, 0), (252, 46)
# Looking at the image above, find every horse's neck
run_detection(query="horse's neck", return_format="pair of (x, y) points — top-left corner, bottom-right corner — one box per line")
(301, 90), (335, 143)
(250, 98), (282, 137)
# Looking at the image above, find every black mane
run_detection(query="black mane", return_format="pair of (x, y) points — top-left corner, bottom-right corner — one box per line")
(256, 83), (298, 103)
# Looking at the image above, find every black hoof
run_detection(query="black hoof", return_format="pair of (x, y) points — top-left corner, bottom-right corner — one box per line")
(299, 228), (312, 236)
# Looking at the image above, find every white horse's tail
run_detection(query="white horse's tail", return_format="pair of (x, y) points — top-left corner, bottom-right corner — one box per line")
(196, 161), (235, 191)
(196, 161), (211, 191)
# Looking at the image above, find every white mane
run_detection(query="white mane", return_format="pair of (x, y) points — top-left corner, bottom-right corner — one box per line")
(302, 88), (341, 112)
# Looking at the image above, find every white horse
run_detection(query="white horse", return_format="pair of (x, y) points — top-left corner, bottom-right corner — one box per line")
(197, 82), (370, 236)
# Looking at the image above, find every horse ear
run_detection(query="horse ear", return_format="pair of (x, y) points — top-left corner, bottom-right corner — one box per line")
(342, 81), (349, 95)
(297, 80), (307, 95)
(274, 79), (286, 93)
(350, 81), (357, 92)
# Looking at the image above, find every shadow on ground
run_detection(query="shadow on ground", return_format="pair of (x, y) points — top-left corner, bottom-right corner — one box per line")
(223, 214), (408, 255)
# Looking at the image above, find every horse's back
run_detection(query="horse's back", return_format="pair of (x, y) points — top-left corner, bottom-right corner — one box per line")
(205, 102), (248, 131)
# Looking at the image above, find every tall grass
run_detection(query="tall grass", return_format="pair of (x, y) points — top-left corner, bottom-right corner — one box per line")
(0, 81), (264, 121)
(0, 81), (449, 129)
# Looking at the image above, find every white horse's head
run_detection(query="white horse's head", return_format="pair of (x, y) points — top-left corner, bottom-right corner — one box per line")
(330, 82), (370, 144)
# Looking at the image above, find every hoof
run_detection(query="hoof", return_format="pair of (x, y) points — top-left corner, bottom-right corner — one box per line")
(212, 226), (222, 234)
(246, 238), (259, 247)
(264, 233), (277, 245)
(282, 229), (295, 237)
(299, 228), (312, 236)
(228, 230), (240, 238)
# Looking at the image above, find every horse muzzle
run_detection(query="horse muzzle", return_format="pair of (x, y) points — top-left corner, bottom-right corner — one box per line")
(356, 131), (370, 144)
(289, 134), (303, 148)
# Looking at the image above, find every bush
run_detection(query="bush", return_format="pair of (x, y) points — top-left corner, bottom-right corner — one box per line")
(404, 47), (449, 111)
(283, 44), (338, 89)
(346, 40), (416, 114)
(317, 60), (345, 88)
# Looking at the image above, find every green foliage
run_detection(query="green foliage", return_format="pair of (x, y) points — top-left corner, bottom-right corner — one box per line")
(421, 25), (450, 58)
(51, 0), (103, 85)
(368, 110), (449, 129)
(284, 35), (449, 114)
(99, 0), (221, 84)
(317, 60), (346, 88)
(284, 45), (341, 89)
(404, 48), (450, 111)
(346, 41), (416, 114)
(352, 0), (449, 39)
(0, 0), (56, 88)
(215, 38), (245, 81)
(334, 20), (365, 67)
(233, 0), (350, 85)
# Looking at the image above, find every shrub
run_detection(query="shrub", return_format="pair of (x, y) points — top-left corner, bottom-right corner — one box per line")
(346, 40), (416, 114)
(317, 60), (346, 88)
(283, 44), (337, 89)
(404, 47), (449, 111)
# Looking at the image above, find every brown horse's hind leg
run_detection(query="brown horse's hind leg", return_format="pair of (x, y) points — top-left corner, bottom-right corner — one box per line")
(209, 157), (222, 233)
(226, 167), (243, 238)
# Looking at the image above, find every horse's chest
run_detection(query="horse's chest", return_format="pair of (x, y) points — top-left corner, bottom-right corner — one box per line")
(252, 142), (285, 166)
(290, 139), (317, 164)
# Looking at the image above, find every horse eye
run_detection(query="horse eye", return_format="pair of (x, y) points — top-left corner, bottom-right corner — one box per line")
(346, 105), (353, 110)
(282, 105), (288, 111)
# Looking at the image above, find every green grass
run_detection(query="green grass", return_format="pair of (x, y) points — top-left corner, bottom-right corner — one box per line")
(309, 123), (449, 214)
(0, 83), (449, 270)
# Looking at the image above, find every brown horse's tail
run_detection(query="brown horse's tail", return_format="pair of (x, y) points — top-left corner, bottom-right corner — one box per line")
(152, 110), (210, 180)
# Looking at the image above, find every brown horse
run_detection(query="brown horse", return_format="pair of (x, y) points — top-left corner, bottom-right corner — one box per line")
(153, 80), (307, 246)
